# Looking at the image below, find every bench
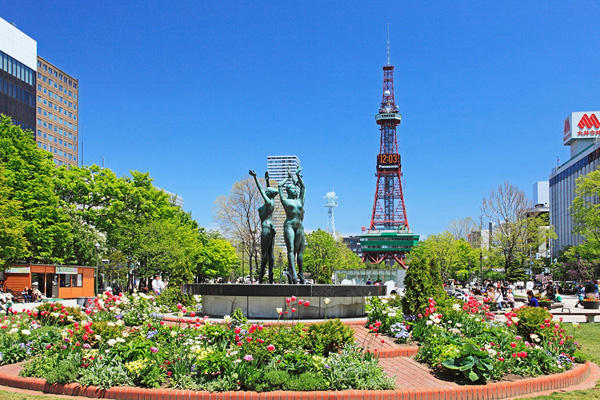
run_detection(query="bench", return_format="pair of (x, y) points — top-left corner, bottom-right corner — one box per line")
(552, 309), (600, 323)
(8, 291), (25, 303)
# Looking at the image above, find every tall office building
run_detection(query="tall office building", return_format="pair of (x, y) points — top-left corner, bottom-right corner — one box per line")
(549, 112), (600, 256)
(0, 17), (79, 167)
(0, 18), (37, 132)
(267, 155), (301, 250)
(35, 56), (79, 166)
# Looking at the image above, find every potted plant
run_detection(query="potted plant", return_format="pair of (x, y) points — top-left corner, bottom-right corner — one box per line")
(582, 295), (600, 310)
(537, 296), (552, 309)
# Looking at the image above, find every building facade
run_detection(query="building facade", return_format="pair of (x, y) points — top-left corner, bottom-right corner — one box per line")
(0, 17), (79, 167)
(267, 155), (301, 250)
(0, 18), (37, 132)
(549, 111), (600, 256)
(35, 56), (79, 166)
(342, 236), (363, 259)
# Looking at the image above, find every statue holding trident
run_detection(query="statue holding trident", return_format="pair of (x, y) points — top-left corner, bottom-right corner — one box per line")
(249, 170), (278, 284)
(278, 167), (306, 284)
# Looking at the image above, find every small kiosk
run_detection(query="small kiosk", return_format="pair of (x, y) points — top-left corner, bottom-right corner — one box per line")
(3, 264), (95, 300)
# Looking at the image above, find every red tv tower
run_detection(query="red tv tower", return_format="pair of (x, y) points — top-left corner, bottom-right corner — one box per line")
(360, 26), (419, 267)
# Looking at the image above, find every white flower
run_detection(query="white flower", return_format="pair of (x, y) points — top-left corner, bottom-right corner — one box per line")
(107, 339), (117, 346)
(107, 322), (115, 327)
(452, 304), (461, 311)
(573, 322), (580, 328)
(116, 338), (125, 343)
(21, 329), (31, 335)
(170, 331), (177, 337)
(512, 317), (519, 323)
(9, 328), (18, 335)
(95, 335), (102, 340)
(122, 332), (129, 338)
(426, 320), (433, 326)
(534, 338), (541, 343)
(178, 311), (184, 318)
(324, 298), (331, 305)
(456, 323), (462, 328)
(223, 315), (231, 323)
(487, 349), (497, 357)
(388, 312), (397, 317)
(530, 333), (539, 339)
(276, 307), (283, 314)
(115, 319), (124, 326)
(381, 299), (388, 304)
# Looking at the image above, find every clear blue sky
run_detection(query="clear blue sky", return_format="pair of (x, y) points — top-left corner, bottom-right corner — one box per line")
(3, 2), (599, 238)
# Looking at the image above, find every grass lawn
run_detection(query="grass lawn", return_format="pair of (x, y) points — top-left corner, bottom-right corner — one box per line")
(0, 323), (598, 400)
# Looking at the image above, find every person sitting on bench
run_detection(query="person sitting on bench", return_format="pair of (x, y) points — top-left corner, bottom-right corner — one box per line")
(22, 287), (32, 303)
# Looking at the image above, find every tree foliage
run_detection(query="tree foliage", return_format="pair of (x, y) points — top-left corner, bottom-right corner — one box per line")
(402, 257), (444, 316)
(303, 230), (363, 284)
(481, 181), (553, 274)
(407, 232), (479, 282)
(0, 116), (71, 263)
(213, 176), (262, 281)
(571, 168), (600, 259)
(0, 164), (28, 267)
(0, 117), (236, 287)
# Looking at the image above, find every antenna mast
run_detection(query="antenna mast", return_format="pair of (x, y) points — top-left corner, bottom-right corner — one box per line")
(387, 23), (390, 66)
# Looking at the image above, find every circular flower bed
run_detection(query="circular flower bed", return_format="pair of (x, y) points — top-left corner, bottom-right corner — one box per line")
(366, 294), (583, 383)
(0, 292), (393, 392)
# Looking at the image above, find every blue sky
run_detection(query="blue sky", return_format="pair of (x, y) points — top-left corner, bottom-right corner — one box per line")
(3, 1), (599, 238)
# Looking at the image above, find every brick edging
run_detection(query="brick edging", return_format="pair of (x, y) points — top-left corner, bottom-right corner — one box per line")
(0, 361), (591, 400)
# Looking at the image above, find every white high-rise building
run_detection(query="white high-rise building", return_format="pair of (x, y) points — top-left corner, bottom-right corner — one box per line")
(267, 155), (301, 250)
(549, 112), (600, 256)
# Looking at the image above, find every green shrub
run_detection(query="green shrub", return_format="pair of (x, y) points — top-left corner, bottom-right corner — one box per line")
(77, 358), (133, 389)
(514, 306), (552, 340)
(304, 319), (355, 356)
(45, 355), (80, 384)
(285, 372), (328, 391)
(402, 257), (445, 316)
(154, 286), (196, 312)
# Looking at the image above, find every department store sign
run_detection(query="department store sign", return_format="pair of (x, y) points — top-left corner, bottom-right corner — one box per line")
(563, 111), (600, 145)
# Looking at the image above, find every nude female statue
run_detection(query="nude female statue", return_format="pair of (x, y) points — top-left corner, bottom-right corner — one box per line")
(278, 167), (305, 284)
(249, 170), (278, 284)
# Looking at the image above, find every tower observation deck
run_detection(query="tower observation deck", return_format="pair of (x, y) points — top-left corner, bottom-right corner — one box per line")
(360, 31), (419, 268)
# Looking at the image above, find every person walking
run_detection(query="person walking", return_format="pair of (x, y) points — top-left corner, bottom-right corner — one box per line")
(575, 284), (585, 308)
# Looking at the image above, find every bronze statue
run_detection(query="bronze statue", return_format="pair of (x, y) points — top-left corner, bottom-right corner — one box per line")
(249, 170), (278, 284)
(279, 167), (306, 284)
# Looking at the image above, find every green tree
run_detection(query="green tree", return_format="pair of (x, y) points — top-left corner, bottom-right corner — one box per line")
(0, 116), (71, 263)
(197, 234), (239, 281)
(571, 168), (600, 259)
(0, 164), (28, 267)
(304, 230), (338, 284)
(481, 182), (554, 275)
(402, 257), (444, 316)
(213, 176), (262, 282)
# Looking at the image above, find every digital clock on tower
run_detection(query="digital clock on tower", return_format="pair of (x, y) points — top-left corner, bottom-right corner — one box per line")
(377, 154), (400, 171)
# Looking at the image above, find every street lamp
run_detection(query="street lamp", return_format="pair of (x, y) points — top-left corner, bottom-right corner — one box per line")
(94, 242), (100, 296)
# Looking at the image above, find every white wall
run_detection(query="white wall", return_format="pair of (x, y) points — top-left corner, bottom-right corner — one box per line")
(0, 17), (37, 70)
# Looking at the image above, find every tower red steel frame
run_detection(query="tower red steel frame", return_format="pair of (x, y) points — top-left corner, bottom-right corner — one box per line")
(368, 64), (408, 233)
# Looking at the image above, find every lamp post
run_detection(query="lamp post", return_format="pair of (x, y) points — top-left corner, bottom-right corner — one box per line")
(94, 243), (100, 296)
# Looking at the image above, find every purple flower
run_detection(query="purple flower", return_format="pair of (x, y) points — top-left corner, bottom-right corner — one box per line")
(150, 347), (159, 353)
(243, 354), (253, 361)
(83, 343), (91, 349)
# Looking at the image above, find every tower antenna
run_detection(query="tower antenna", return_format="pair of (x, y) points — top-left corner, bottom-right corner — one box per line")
(324, 190), (339, 235)
(386, 23), (390, 66)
